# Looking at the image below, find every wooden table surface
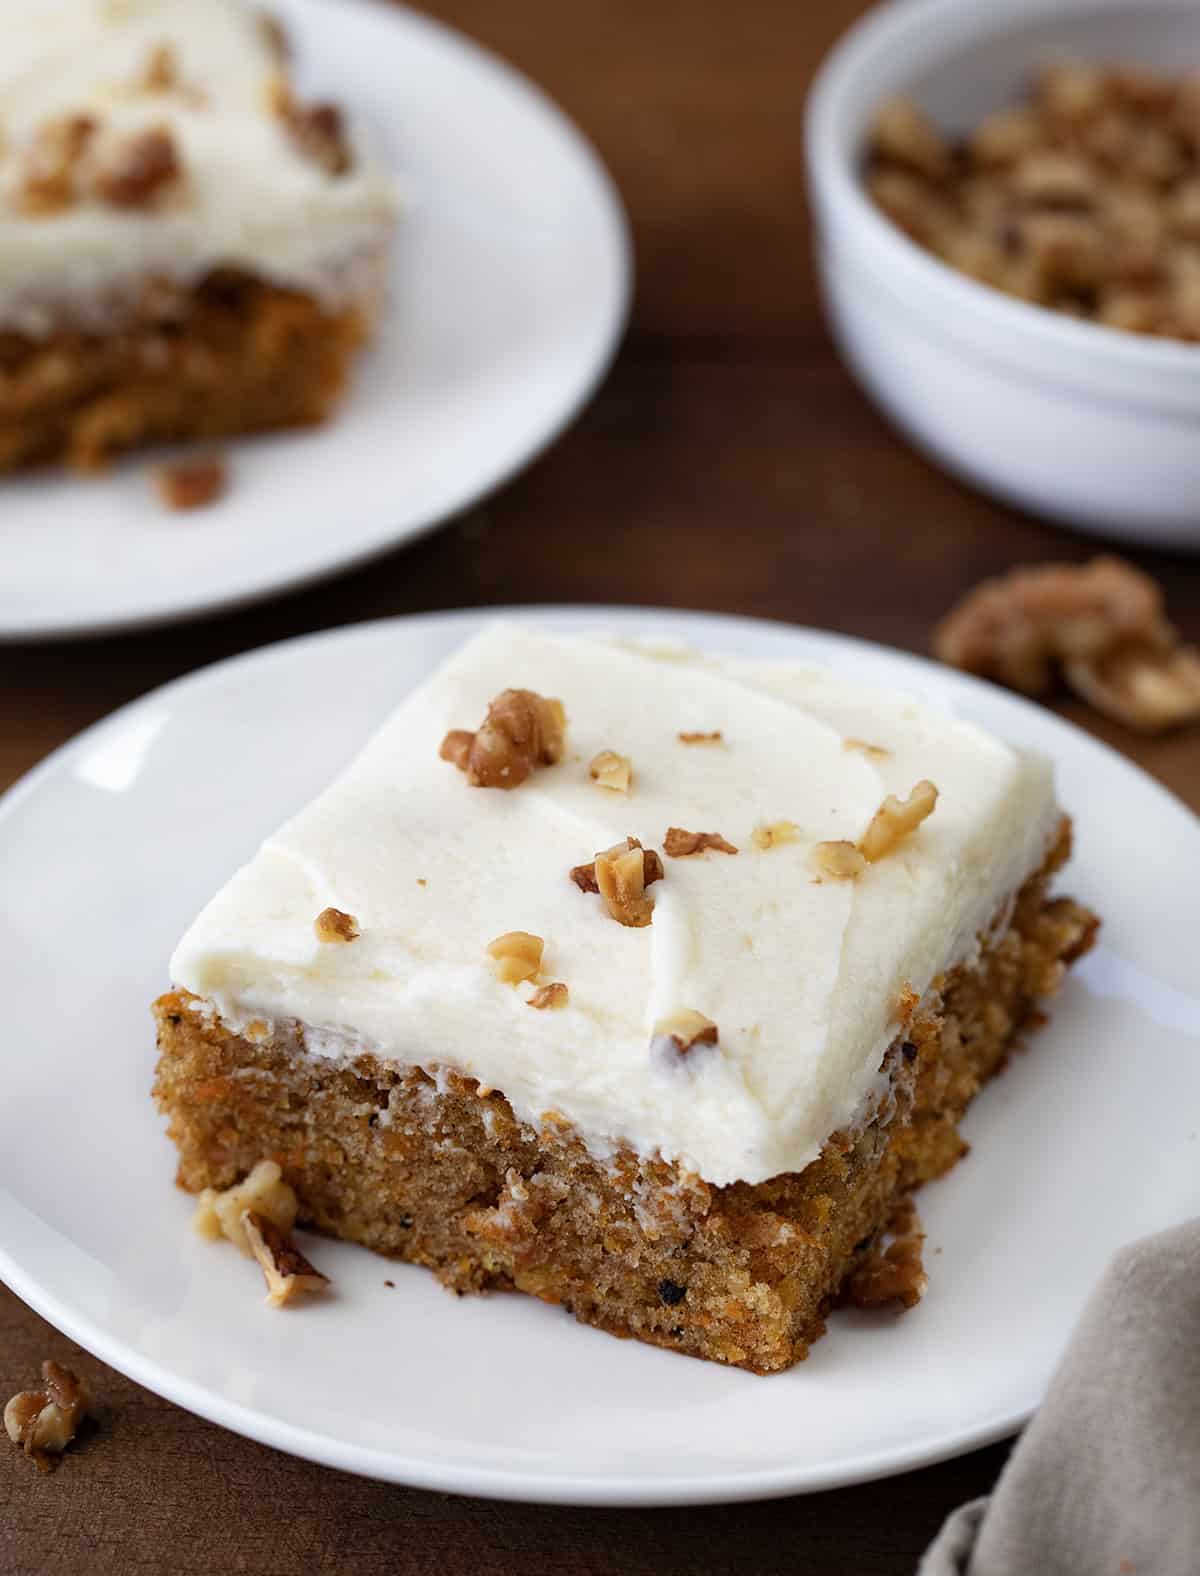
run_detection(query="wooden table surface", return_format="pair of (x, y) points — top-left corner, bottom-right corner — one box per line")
(3, 2), (1198, 1571)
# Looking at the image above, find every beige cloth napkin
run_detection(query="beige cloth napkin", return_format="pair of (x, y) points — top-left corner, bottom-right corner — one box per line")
(920, 1220), (1200, 1576)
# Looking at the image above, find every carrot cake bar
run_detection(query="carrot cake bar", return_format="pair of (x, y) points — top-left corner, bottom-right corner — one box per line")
(0, 0), (399, 472)
(154, 625), (1098, 1373)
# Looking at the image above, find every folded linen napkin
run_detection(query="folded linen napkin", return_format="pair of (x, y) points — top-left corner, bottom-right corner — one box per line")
(920, 1220), (1200, 1576)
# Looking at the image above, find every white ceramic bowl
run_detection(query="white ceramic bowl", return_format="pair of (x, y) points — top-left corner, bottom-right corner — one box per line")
(806, 0), (1200, 550)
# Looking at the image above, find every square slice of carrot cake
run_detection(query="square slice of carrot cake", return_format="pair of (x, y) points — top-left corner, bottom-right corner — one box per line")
(154, 624), (1098, 1372)
(0, 0), (399, 472)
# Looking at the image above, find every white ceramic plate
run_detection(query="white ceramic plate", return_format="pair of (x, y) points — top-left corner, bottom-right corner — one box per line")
(1, 608), (1197, 1506)
(0, 2), (629, 642)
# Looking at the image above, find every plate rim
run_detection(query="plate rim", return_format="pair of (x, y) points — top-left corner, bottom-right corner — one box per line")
(1, 604), (1196, 1506)
(0, 0), (632, 645)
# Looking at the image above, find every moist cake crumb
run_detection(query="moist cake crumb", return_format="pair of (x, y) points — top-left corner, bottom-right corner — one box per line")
(155, 455), (228, 511)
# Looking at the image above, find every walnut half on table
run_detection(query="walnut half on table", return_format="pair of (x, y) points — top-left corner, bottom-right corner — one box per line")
(4, 1362), (89, 1472)
(935, 557), (1200, 733)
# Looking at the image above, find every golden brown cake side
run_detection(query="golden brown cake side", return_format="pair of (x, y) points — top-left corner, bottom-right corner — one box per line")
(0, 270), (369, 473)
(152, 821), (1097, 1375)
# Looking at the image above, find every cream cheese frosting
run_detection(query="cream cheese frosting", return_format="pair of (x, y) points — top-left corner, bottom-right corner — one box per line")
(170, 624), (1061, 1186)
(0, 0), (399, 335)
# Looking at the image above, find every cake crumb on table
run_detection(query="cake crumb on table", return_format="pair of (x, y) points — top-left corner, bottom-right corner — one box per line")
(155, 455), (228, 511)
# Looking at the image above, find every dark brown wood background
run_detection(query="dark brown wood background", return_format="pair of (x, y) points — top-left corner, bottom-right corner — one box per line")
(2, 2), (1198, 1571)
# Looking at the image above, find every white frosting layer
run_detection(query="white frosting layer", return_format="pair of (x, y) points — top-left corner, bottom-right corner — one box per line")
(170, 625), (1061, 1186)
(0, 0), (399, 334)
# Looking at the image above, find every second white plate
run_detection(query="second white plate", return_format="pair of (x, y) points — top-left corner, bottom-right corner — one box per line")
(0, 608), (1197, 1504)
(0, 0), (629, 641)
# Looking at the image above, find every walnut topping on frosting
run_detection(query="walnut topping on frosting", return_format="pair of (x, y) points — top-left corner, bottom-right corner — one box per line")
(285, 102), (352, 176)
(651, 1010), (719, 1059)
(663, 827), (738, 857)
(751, 820), (800, 850)
(528, 982), (568, 1010)
(17, 114), (97, 215)
(486, 930), (544, 984)
(589, 749), (632, 792)
(241, 1210), (330, 1307)
(193, 1159), (298, 1254)
(859, 781), (939, 863)
(844, 738), (890, 760)
(570, 837), (663, 916)
(812, 839), (868, 880)
(440, 689), (566, 788)
(5, 1362), (89, 1472)
(259, 10), (291, 59)
(95, 126), (181, 208)
(570, 837), (663, 927)
(935, 557), (1200, 731)
(314, 906), (359, 943)
(141, 42), (177, 92)
(678, 730), (724, 745)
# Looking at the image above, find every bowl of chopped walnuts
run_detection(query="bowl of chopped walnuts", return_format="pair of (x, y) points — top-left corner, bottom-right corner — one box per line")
(806, 0), (1200, 548)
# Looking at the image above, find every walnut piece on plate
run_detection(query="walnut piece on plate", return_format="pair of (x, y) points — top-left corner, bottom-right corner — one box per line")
(935, 557), (1200, 732)
(241, 1210), (330, 1307)
(193, 1158), (298, 1253)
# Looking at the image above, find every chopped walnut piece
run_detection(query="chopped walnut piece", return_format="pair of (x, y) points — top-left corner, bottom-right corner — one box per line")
(570, 837), (663, 903)
(286, 102), (352, 176)
(844, 737), (890, 760)
(590, 837), (663, 927)
(650, 1009), (719, 1060)
(678, 730), (724, 745)
(314, 906), (360, 943)
(5, 1362), (89, 1472)
(812, 840), (867, 880)
(440, 689), (567, 788)
(1064, 638), (1200, 732)
(193, 1159), (298, 1254)
(869, 97), (949, 179)
(486, 930), (544, 984)
(866, 65), (1200, 342)
(141, 43), (177, 91)
(589, 749), (632, 792)
(17, 114), (97, 216)
(843, 1197), (928, 1310)
(663, 827), (738, 857)
(155, 454), (227, 510)
(859, 781), (939, 863)
(528, 981), (568, 1010)
(95, 126), (181, 208)
(751, 820), (800, 850)
(241, 1210), (330, 1307)
(259, 9), (291, 59)
(936, 556), (1200, 731)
